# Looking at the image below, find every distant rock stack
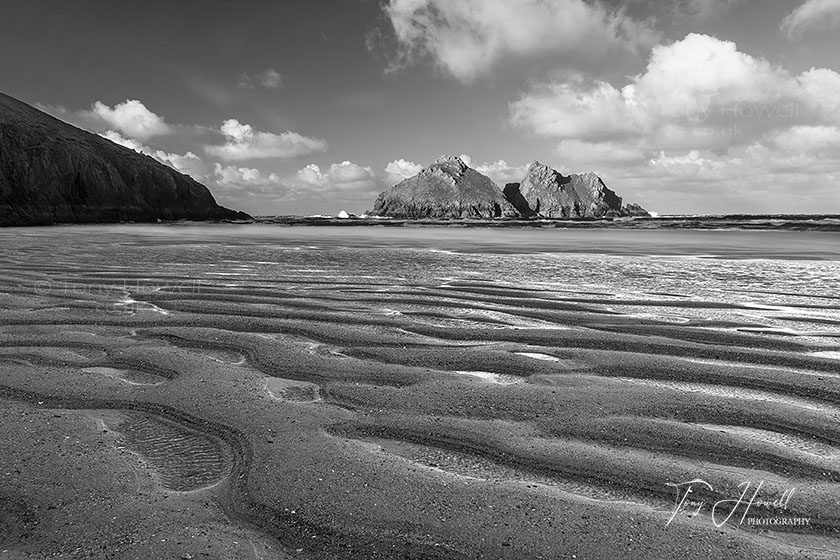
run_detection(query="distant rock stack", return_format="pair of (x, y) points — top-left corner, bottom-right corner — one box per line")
(371, 155), (518, 219)
(504, 161), (649, 219)
(0, 92), (250, 227)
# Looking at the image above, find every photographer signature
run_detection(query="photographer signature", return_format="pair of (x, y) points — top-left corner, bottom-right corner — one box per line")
(665, 479), (795, 526)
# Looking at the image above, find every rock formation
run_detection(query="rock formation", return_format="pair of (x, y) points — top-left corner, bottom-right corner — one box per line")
(0, 92), (249, 226)
(371, 155), (518, 219)
(504, 161), (648, 219)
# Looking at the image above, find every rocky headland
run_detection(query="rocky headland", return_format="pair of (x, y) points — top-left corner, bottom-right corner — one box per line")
(0, 93), (249, 227)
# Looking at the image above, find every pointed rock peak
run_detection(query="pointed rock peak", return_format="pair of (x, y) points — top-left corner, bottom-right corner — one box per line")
(425, 154), (470, 177)
(433, 154), (467, 166)
(431, 155), (468, 172)
(523, 160), (563, 183)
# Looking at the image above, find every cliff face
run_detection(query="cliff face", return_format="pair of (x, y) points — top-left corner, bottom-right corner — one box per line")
(505, 162), (648, 219)
(0, 93), (249, 226)
(371, 156), (518, 219)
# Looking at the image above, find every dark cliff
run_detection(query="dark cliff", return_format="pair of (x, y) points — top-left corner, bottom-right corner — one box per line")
(0, 93), (249, 226)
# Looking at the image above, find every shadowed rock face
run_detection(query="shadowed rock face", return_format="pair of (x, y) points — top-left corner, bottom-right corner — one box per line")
(0, 92), (250, 226)
(371, 155), (518, 219)
(506, 161), (648, 219)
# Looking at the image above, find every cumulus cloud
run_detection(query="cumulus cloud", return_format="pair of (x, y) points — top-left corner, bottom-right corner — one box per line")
(649, 150), (727, 177)
(781, 0), (840, 38)
(473, 160), (530, 184)
(88, 100), (171, 140)
(238, 68), (285, 89)
(769, 125), (840, 155)
(99, 130), (204, 178)
(210, 160), (385, 211)
(379, 0), (660, 82)
(511, 34), (840, 149)
(508, 33), (840, 213)
(213, 163), (282, 188)
(294, 161), (381, 193)
(205, 119), (328, 161)
(39, 99), (172, 140)
(99, 130), (145, 152)
(384, 158), (423, 184)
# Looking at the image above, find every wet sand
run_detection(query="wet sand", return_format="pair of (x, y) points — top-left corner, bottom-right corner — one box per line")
(1, 224), (839, 559)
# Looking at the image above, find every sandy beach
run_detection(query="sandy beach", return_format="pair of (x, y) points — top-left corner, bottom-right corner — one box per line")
(1, 224), (839, 559)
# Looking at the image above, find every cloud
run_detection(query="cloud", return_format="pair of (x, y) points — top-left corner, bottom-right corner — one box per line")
(98, 130), (204, 179)
(781, 0), (840, 38)
(210, 160), (384, 210)
(510, 78), (643, 142)
(473, 160), (530, 184)
(213, 163), (282, 188)
(205, 119), (328, 161)
(294, 161), (381, 194)
(510, 33), (839, 149)
(38, 99), (172, 140)
(99, 130), (145, 152)
(384, 158), (423, 184)
(769, 125), (840, 155)
(649, 150), (727, 177)
(88, 100), (171, 140)
(508, 33), (840, 213)
(379, 0), (660, 82)
(238, 68), (285, 89)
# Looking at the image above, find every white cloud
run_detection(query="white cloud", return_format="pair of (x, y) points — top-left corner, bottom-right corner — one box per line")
(210, 160), (383, 203)
(213, 163), (282, 187)
(510, 78), (643, 141)
(89, 100), (171, 140)
(380, 0), (660, 82)
(649, 150), (728, 177)
(769, 125), (840, 155)
(781, 0), (840, 38)
(99, 130), (204, 179)
(796, 67), (840, 122)
(295, 161), (381, 193)
(238, 68), (285, 89)
(205, 119), (328, 161)
(473, 160), (530, 184)
(384, 158), (423, 184)
(508, 33), (840, 213)
(510, 34), (840, 151)
(100, 130), (146, 152)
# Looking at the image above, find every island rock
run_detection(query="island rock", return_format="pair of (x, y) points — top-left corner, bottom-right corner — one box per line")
(370, 155), (517, 219)
(505, 161), (648, 218)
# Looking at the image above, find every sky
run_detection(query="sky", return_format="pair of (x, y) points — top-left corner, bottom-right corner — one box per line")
(1, 0), (839, 216)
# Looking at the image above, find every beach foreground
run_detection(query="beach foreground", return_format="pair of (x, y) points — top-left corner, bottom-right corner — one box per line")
(1, 224), (839, 559)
